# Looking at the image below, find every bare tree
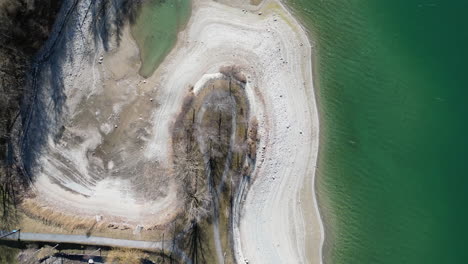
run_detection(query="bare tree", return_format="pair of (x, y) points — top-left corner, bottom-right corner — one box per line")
(173, 140), (211, 224)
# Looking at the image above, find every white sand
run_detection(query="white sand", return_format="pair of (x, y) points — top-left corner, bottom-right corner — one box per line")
(29, 0), (323, 262)
(149, 0), (324, 262)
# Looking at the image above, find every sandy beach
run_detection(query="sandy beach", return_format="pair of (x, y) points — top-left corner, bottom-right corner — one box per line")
(23, 0), (323, 263)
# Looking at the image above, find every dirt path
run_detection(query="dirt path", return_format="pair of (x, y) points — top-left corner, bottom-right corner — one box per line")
(2, 232), (191, 262)
(4, 232), (162, 250)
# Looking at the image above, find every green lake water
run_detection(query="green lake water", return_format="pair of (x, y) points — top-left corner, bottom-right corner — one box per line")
(131, 0), (191, 78)
(287, 0), (468, 263)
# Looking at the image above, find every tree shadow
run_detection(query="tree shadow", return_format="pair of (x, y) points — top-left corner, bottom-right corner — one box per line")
(0, 0), (65, 227)
(186, 221), (207, 264)
(17, 0), (143, 185)
(90, 0), (141, 51)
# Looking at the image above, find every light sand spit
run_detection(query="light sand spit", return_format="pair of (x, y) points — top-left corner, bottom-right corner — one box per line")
(25, 0), (323, 263)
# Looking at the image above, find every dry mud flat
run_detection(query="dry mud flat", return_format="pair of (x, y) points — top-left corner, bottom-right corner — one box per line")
(22, 0), (322, 263)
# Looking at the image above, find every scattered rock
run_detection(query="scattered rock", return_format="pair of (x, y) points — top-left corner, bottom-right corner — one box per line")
(258, 12), (262, 15)
(133, 225), (143, 234)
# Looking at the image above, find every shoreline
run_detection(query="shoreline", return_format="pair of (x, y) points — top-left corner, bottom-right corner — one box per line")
(210, 1), (323, 263)
(283, 2), (336, 262)
(20, 0), (324, 262)
(280, 0), (326, 262)
(130, 0), (192, 78)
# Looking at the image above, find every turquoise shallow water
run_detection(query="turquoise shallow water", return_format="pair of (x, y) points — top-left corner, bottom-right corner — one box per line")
(131, 0), (191, 77)
(287, 0), (468, 263)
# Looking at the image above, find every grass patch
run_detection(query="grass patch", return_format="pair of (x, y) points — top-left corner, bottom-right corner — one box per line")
(0, 245), (19, 264)
(106, 248), (148, 264)
(18, 200), (167, 241)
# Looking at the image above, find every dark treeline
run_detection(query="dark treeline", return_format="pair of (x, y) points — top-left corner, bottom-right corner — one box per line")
(0, 0), (144, 228)
(0, 0), (63, 227)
